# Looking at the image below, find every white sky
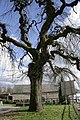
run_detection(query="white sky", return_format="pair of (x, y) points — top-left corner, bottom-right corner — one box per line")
(0, 44), (30, 85)
(65, 2), (80, 27)
(64, 2), (80, 88)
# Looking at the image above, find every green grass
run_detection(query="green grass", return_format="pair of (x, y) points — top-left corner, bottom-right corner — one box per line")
(4, 105), (80, 120)
(3, 103), (16, 106)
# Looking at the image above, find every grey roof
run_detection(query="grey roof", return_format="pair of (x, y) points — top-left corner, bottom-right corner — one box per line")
(12, 85), (30, 94)
(42, 84), (59, 93)
(12, 83), (59, 94)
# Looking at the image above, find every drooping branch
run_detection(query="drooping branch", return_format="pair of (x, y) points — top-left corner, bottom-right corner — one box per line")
(66, 0), (78, 7)
(40, 0), (56, 35)
(47, 60), (78, 81)
(12, 0), (32, 47)
(0, 21), (39, 61)
(37, 0), (56, 51)
(19, 8), (32, 47)
(0, 35), (29, 51)
(60, 0), (65, 4)
(18, 52), (28, 68)
(51, 50), (80, 71)
(46, 26), (80, 45)
(0, 22), (7, 43)
(37, 0), (79, 50)
(40, 0), (78, 36)
(48, 60), (56, 74)
(56, 0), (78, 16)
(0, 20), (29, 51)
(10, 0), (33, 9)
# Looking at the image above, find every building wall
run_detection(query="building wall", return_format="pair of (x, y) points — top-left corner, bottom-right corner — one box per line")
(0, 84), (59, 104)
(12, 92), (59, 104)
(12, 94), (30, 101)
(42, 92), (59, 103)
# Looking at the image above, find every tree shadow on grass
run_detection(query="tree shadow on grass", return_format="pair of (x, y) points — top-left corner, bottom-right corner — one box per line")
(61, 105), (66, 120)
(0, 108), (28, 117)
(68, 104), (73, 120)
(61, 104), (80, 120)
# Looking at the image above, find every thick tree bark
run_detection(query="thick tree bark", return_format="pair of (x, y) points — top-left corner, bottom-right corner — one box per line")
(28, 62), (43, 112)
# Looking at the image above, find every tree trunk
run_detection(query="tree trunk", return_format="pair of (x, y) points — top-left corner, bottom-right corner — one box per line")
(28, 62), (43, 112)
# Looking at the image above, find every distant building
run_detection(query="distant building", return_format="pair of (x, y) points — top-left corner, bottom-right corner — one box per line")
(11, 84), (59, 104)
(0, 93), (12, 100)
(0, 85), (13, 100)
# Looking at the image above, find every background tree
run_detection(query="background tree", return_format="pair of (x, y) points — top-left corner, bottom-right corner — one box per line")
(0, 0), (80, 112)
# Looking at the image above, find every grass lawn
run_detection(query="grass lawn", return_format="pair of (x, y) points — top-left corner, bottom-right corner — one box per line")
(0, 105), (80, 120)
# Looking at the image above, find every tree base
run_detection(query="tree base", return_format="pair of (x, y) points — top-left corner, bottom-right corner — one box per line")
(28, 105), (44, 112)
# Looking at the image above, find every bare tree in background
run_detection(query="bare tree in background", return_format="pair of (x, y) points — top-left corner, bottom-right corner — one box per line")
(0, 0), (80, 112)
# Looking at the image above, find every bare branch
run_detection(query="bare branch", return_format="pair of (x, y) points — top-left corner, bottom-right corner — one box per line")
(0, 21), (38, 60)
(51, 50), (80, 71)
(56, 0), (78, 16)
(40, 0), (56, 35)
(0, 34), (28, 50)
(48, 60), (56, 73)
(0, 22), (7, 42)
(46, 26), (80, 45)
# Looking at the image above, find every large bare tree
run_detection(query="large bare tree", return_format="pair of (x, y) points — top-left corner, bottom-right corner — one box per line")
(0, 0), (80, 112)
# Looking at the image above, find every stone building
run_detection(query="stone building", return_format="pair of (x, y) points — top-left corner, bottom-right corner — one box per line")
(11, 83), (59, 104)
